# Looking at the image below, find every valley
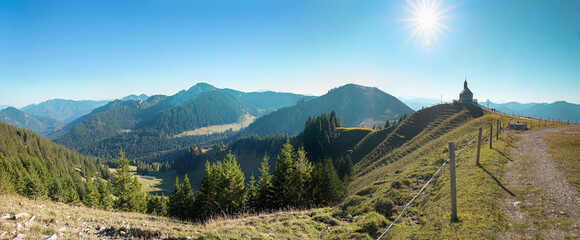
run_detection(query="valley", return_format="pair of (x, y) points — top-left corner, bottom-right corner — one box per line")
(172, 114), (256, 138)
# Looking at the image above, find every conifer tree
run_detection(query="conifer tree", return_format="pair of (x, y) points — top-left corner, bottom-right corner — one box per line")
(168, 176), (183, 218)
(83, 178), (99, 208)
(96, 179), (113, 210)
(181, 174), (196, 219)
(384, 119), (390, 129)
(255, 156), (274, 210)
(290, 147), (312, 207)
(196, 161), (217, 219)
(112, 150), (145, 212)
(310, 158), (345, 206)
(246, 174), (257, 212)
(272, 143), (295, 208)
(215, 153), (246, 215)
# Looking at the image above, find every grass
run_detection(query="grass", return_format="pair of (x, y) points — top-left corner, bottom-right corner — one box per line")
(541, 127), (580, 193)
(339, 106), (522, 239)
(172, 114), (255, 138)
(0, 194), (368, 239)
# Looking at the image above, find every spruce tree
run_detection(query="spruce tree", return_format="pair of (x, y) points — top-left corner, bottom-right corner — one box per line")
(168, 176), (183, 218)
(215, 153), (246, 215)
(112, 150), (145, 212)
(196, 161), (217, 219)
(310, 158), (344, 206)
(272, 143), (295, 208)
(181, 174), (196, 219)
(83, 178), (99, 208)
(96, 179), (113, 210)
(255, 156), (274, 210)
(247, 174), (257, 212)
(290, 147), (312, 207)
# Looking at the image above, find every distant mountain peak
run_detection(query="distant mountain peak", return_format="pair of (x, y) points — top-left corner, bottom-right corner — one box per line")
(121, 94), (149, 101)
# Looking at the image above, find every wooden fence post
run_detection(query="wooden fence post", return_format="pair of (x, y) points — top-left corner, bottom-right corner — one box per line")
(449, 141), (458, 222)
(490, 125), (493, 149)
(496, 120), (499, 140)
(476, 127), (482, 165)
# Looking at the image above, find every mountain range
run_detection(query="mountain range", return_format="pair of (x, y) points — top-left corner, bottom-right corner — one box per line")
(52, 83), (317, 161)
(481, 100), (580, 122)
(46, 83), (412, 162)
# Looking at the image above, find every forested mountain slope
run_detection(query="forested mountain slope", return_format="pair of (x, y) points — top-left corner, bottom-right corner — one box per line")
(241, 84), (414, 137)
(0, 107), (64, 138)
(0, 121), (109, 202)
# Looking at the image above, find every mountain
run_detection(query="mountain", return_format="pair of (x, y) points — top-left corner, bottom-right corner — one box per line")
(481, 100), (580, 122)
(21, 99), (110, 123)
(0, 107), (64, 137)
(222, 89), (316, 114)
(53, 83), (313, 161)
(0, 105), (10, 110)
(121, 94), (149, 101)
(241, 84), (415, 137)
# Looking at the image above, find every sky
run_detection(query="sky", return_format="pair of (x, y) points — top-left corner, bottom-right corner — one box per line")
(1, 0), (579, 108)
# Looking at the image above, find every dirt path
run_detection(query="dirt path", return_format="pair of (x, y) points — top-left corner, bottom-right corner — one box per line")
(499, 126), (580, 239)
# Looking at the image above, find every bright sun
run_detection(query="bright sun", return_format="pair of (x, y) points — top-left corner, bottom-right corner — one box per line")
(402, 0), (453, 53)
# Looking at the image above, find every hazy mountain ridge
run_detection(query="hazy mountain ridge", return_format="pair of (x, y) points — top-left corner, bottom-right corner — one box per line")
(0, 107), (64, 137)
(482, 100), (580, 122)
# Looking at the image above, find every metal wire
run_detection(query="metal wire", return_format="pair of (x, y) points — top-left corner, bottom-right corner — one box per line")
(376, 125), (492, 239)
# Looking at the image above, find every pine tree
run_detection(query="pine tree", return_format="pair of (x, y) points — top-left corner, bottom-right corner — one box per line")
(290, 147), (312, 207)
(215, 153), (246, 215)
(83, 178), (99, 208)
(310, 158), (345, 206)
(272, 143), (295, 208)
(196, 161), (217, 219)
(96, 179), (113, 210)
(255, 156), (274, 210)
(385, 119), (390, 129)
(168, 176), (183, 218)
(112, 150), (145, 212)
(48, 177), (64, 202)
(246, 174), (257, 212)
(181, 174), (196, 219)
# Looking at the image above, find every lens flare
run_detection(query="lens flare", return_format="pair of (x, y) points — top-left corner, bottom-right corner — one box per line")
(402, 0), (453, 53)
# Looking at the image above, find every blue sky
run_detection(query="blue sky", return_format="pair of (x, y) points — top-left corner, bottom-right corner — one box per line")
(1, 0), (579, 108)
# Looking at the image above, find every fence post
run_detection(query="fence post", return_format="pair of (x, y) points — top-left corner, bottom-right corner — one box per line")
(449, 141), (458, 222)
(490, 125), (493, 149)
(476, 127), (482, 165)
(496, 120), (499, 140)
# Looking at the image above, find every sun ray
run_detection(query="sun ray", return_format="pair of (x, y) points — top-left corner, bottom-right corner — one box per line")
(400, 0), (454, 53)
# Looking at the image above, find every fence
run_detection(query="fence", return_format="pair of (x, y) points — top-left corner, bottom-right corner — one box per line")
(376, 107), (572, 239)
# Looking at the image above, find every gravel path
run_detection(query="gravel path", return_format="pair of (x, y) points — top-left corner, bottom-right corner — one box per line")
(499, 126), (580, 239)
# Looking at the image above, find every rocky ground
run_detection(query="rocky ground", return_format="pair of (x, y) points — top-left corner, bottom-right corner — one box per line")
(499, 126), (580, 239)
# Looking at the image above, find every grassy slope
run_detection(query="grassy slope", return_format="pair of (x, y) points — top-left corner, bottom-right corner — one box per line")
(340, 103), (531, 239)
(0, 193), (368, 239)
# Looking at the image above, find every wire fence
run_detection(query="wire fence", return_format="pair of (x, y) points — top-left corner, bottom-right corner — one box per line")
(376, 124), (493, 240)
(376, 106), (576, 239)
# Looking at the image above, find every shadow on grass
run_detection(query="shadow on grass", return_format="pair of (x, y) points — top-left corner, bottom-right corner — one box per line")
(499, 138), (516, 149)
(494, 149), (513, 162)
(478, 164), (515, 197)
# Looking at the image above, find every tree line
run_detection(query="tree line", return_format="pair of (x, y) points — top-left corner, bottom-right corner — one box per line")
(166, 143), (348, 221)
